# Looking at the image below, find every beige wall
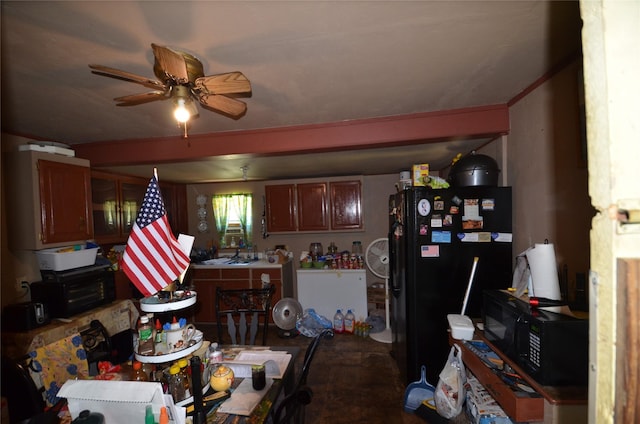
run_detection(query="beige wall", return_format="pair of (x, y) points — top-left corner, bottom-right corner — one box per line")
(506, 58), (591, 304)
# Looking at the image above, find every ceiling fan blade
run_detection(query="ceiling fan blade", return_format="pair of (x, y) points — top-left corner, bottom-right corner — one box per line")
(198, 93), (247, 117)
(89, 64), (165, 90)
(195, 72), (252, 95)
(114, 91), (167, 106)
(151, 43), (189, 83)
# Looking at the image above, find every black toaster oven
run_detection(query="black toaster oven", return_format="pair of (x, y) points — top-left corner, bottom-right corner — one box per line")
(31, 264), (115, 318)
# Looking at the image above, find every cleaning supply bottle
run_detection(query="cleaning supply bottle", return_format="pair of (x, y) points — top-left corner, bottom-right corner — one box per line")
(344, 309), (356, 334)
(333, 309), (344, 333)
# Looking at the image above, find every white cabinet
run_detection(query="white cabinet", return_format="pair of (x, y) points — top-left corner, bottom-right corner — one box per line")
(296, 269), (368, 321)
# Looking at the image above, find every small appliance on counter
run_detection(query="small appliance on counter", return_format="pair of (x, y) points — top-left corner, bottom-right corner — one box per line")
(1, 301), (50, 331)
(482, 289), (589, 386)
(31, 263), (115, 318)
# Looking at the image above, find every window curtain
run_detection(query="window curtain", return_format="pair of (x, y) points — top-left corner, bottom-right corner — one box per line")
(212, 193), (253, 246)
(212, 195), (230, 246)
(232, 194), (253, 245)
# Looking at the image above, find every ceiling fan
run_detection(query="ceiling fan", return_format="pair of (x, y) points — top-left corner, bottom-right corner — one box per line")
(89, 43), (251, 136)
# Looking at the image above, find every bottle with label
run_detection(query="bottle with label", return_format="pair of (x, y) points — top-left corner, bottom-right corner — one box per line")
(131, 361), (149, 381)
(168, 364), (187, 403)
(333, 309), (345, 334)
(137, 315), (155, 355)
(154, 318), (163, 345)
(344, 309), (356, 334)
(177, 358), (192, 398)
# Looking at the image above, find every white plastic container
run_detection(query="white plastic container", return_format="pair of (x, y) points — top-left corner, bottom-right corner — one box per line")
(35, 246), (98, 271)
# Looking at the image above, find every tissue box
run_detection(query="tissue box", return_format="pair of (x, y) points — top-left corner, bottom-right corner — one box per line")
(35, 246), (98, 271)
(57, 380), (181, 423)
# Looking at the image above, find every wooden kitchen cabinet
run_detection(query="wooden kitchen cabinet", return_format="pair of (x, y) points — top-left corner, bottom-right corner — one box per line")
(91, 171), (187, 245)
(330, 180), (363, 230)
(265, 184), (297, 232)
(297, 182), (328, 231)
(6, 150), (93, 250)
(265, 179), (363, 233)
(91, 171), (147, 245)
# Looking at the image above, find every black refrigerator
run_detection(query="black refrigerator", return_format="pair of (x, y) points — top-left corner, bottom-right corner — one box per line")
(389, 186), (512, 385)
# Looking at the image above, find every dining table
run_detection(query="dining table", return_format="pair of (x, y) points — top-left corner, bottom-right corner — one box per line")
(192, 345), (300, 424)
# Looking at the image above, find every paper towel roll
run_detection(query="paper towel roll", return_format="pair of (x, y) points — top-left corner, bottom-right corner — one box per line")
(525, 243), (561, 300)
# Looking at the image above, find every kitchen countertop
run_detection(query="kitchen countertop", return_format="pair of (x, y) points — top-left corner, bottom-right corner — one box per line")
(191, 258), (290, 269)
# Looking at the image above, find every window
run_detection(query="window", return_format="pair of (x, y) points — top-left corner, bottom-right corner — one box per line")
(211, 193), (253, 248)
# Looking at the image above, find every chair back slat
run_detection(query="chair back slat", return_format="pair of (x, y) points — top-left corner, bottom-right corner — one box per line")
(215, 284), (275, 345)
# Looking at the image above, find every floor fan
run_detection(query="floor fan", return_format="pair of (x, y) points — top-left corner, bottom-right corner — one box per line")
(365, 238), (392, 343)
(272, 298), (303, 338)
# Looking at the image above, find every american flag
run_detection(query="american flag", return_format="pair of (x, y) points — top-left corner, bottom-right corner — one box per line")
(121, 175), (190, 297)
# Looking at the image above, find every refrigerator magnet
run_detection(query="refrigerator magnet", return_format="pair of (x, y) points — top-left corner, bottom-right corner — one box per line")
(432, 231), (451, 243)
(492, 232), (513, 242)
(421, 245), (440, 257)
(430, 214), (443, 228)
(417, 198), (431, 216)
(477, 232), (492, 242)
(481, 198), (495, 211)
(434, 200), (444, 210)
(419, 224), (428, 235)
(462, 215), (483, 230)
(443, 215), (453, 226)
(458, 233), (479, 242)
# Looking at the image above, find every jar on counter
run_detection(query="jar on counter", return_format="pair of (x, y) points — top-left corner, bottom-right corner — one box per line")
(168, 364), (190, 403)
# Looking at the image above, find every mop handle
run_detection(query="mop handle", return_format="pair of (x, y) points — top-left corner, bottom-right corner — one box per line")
(461, 257), (479, 315)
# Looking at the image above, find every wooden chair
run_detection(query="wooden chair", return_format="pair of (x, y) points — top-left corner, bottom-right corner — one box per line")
(271, 328), (334, 424)
(215, 284), (275, 345)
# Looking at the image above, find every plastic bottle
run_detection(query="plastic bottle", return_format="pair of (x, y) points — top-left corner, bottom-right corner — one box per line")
(168, 364), (187, 403)
(154, 318), (163, 345)
(145, 405), (154, 424)
(159, 406), (169, 424)
(177, 358), (192, 398)
(333, 309), (344, 333)
(344, 309), (356, 334)
(131, 361), (149, 381)
(137, 315), (155, 355)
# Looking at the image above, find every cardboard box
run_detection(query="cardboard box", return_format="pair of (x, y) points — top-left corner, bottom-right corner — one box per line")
(57, 380), (185, 424)
(35, 246), (98, 271)
(412, 164), (430, 186)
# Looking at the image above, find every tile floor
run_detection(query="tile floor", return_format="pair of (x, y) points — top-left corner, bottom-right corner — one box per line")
(199, 324), (464, 424)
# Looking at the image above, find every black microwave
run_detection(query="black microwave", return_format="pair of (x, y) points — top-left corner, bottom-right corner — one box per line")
(31, 264), (115, 318)
(482, 289), (588, 386)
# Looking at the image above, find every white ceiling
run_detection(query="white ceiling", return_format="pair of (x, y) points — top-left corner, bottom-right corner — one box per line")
(0, 1), (582, 183)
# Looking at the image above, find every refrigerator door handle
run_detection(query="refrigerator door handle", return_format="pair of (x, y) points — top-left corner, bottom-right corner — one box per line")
(388, 232), (401, 297)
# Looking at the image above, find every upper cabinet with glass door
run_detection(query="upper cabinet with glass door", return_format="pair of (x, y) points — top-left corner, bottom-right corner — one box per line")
(91, 171), (147, 244)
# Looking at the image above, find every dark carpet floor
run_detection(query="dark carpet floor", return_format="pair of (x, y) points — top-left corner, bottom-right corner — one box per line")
(198, 324), (462, 424)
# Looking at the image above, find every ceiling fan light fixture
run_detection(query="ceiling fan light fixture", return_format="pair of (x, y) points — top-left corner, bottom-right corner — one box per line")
(173, 98), (191, 123)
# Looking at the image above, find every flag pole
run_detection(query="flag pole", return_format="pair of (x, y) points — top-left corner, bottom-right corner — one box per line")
(153, 167), (158, 181)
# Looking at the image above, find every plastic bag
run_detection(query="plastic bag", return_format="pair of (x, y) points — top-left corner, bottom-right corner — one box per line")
(435, 344), (466, 419)
(296, 308), (332, 337)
